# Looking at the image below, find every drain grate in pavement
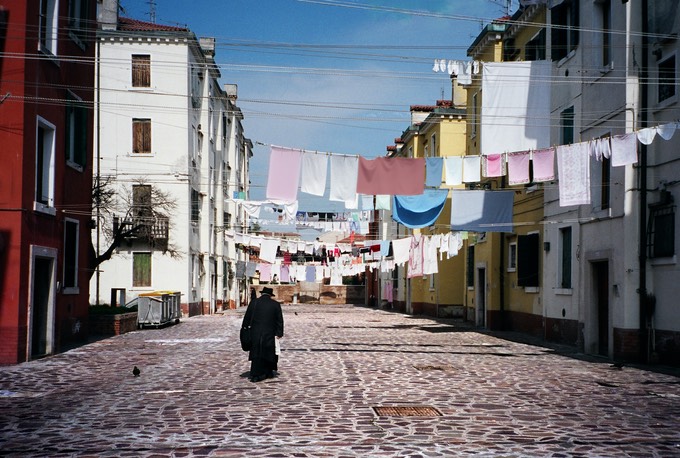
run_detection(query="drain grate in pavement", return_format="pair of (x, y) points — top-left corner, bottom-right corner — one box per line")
(373, 406), (442, 417)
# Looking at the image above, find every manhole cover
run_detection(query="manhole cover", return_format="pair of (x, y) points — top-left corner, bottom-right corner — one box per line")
(373, 406), (442, 417)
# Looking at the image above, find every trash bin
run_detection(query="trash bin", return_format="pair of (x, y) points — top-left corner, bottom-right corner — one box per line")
(137, 291), (181, 328)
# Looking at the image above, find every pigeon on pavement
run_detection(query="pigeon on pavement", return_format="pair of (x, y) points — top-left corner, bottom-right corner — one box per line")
(132, 366), (140, 377)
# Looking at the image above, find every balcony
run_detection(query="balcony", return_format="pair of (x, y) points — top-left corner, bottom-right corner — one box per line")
(113, 215), (169, 249)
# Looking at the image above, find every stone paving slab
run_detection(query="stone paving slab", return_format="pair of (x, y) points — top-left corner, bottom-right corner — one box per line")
(1, 304), (679, 457)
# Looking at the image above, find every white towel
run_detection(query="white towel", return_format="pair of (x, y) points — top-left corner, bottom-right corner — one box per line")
(444, 157), (463, 185)
(557, 143), (591, 207)
(329, 155), (359, 203)
(300, 151), (328, 196)
(611, 133), (638, 167)
(462, 156), (481, 183)
(391, 237), (411, 266)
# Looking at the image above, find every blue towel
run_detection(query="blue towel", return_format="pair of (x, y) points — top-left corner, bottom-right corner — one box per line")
(392, 189), (449, 229)
(450, 190), (514, 233)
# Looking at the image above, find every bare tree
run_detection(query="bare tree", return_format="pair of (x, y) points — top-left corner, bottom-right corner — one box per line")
(88, 177), (181, 280)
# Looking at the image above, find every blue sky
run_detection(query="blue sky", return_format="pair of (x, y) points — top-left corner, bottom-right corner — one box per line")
(121, 0), (517, 210)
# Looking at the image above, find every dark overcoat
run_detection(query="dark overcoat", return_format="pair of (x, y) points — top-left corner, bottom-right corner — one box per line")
(242, 294), (284, 363)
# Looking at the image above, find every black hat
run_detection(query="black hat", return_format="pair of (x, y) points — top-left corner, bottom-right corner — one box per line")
(261, 286), (275, 296)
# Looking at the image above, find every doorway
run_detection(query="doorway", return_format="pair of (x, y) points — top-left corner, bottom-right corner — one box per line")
(476, 267), (486, 327)
(593, 261), (609, 357)
(29, 247), (56, 359)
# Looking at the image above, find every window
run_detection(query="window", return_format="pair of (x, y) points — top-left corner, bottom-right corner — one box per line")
(600, 155), (610, 210)
(191, 188), (200, 223)
(131, 54), (151, 88)
(471, 92), (478, 138)
(466, 245), (474, 288)
(551, 0), (579, 61)
(65, 92), (88, 169)
(525, 29), (546, 61)
(559, 227), (572, 288)
(508, 242), (517, 272)
(39, 0), (58, 55)
(68, 0), (89, 43)
(431, 133), (437, 157)
(133, 252), (152, 287)
(132, 185), (152, 220)
(648, 200), (675, 258)
(63, 219), (79, 290)
(560, 106), (574, 145)
(517, 233), (539, 287)
(36, 117), (56, 209)
(658, 55), (676, 104)
(132, 119), (151, 154)
(598, 0), (611, 67)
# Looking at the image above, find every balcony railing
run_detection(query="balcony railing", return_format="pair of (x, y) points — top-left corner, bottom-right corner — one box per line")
(113, 215), (169, 248)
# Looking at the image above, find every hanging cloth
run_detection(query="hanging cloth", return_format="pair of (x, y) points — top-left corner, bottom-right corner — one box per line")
(391, 237), (411, 266)
(407, 234), (424, 278)
(375, 195), (391, 210)
(556, 143), (591, 206)
(444, 156), (463, 185)
(425, 157), (444, 187)
(329, 155), (359, 202)
(300, 151), (328, 196)
(531, 148), (555, 182)
(266, 146), (301, 201)
(392, 189), (449, 229)
(450, 190), (514, 233)
(507, 151), (531, 185)
(356, 156), (425, 196)
(611, 133), (638, 167)
(462, 156), (481, 183)
(482, 154), (505, 178)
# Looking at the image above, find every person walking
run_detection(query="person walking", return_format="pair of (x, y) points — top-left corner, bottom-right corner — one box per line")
(242, 286), (284, 382)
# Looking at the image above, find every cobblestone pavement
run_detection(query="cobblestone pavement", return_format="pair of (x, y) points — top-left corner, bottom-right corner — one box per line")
(1, 304), (679, 457)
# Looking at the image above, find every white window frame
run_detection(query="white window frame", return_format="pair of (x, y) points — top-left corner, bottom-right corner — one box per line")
(35, 116), (56, 215)
(39, 0), (59, 55)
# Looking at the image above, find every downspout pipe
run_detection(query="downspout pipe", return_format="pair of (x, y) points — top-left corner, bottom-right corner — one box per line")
(639, 0), (649, 363)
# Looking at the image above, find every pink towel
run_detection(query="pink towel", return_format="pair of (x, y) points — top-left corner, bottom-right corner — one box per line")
(507, 151), (530, 185)
(356, 157), (425, 195)
(482, 154), (505, 177)
(532, 148), (555, 182)
(266, 146), (301, 201)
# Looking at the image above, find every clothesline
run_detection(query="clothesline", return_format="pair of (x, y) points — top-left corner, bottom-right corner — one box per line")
(260, 121), (677, 210)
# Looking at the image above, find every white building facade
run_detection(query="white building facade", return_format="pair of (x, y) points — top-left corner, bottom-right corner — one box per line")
(92, 1), (250, 315)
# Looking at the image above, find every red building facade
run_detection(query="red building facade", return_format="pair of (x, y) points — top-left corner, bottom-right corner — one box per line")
(0, 1), (96, 364)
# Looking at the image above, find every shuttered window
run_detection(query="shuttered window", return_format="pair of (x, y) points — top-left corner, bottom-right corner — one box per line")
(132, 54), (151, 87)
(133, 252), (152, 287)
(132, 119), (151, 154)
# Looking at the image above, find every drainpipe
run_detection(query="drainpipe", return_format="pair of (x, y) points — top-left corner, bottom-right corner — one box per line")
(638, 0), (649, 363)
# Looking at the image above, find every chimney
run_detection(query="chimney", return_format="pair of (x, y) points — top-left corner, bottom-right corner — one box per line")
(450, 74), (467, 108)
(98, 0), (119, 31)
(199, 37), (216, 58)
(225, 84), (238, 100)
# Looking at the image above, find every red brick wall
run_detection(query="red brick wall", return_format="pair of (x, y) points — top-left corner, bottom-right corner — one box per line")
(0, 325), (25, 365)
(88, 312), (138, 336)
